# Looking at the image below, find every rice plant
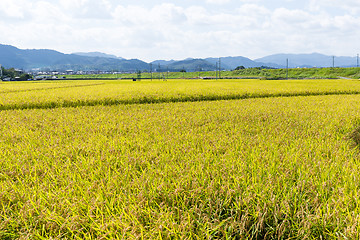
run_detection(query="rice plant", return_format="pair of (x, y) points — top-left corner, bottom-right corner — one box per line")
(1, 80), (360, 238)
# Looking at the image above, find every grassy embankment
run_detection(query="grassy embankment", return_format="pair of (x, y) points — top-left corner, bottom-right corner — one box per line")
(61, 67), (360, 80)
(1, 79), (360, 238)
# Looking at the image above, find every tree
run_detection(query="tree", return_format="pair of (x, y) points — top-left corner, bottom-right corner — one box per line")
(3, 68), (16, 79)
(19, 73), (32, 81)
(1, 67), (33, 80)
(235, 66), (245, 70)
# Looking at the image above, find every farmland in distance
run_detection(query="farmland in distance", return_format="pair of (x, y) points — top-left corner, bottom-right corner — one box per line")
(1, 79), (360, 238)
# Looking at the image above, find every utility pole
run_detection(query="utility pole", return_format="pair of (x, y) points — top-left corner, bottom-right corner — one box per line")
(332, 56), (335, 68)
(0, 64), (2, 78)
(357, 54), (359, 68)
(219, 58), (221, 79)
(158, 63), (161, 80)
(150, 63), (153, 81)
(286, 58), (289, 80)
(216, 62), (218, 80)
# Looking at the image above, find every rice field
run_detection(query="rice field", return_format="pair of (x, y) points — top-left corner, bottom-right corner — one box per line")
(1, 79), (360, 239)
(1, 79), (360, 110)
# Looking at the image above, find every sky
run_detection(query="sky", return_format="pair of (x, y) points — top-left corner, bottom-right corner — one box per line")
(0, 0), (359, 62)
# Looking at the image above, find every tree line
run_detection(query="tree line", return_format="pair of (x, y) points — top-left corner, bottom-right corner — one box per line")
(1, 67), (33, 81)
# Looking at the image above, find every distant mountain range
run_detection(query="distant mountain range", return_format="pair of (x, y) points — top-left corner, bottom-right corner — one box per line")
(255, 53), (359, 68)
(72, 52), (124, 60)
(0, 44), (358, 72)
(0, 44), (147, 71)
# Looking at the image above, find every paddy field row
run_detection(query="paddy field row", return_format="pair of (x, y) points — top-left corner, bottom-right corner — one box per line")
(0, 79), (360, 110)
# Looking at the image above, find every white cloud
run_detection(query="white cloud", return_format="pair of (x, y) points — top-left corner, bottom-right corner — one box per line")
(0, 0), (360, 61)
(0, 0), (32, 20)
(112, 3), (186, 26)
(206, 0), (231, 4)
(58, 0), (113, 19)
(308, 0), (360, 14)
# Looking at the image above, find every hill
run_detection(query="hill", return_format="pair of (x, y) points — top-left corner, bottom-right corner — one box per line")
(152, 57), (281, 71)
(165, 59), (216, 71)
(1, 44), (359, 72)
(206, 56), (281, 70)
(73, 52), (124, 60)
(255, 53), (358, 68)
(0, 44), (148, 71)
